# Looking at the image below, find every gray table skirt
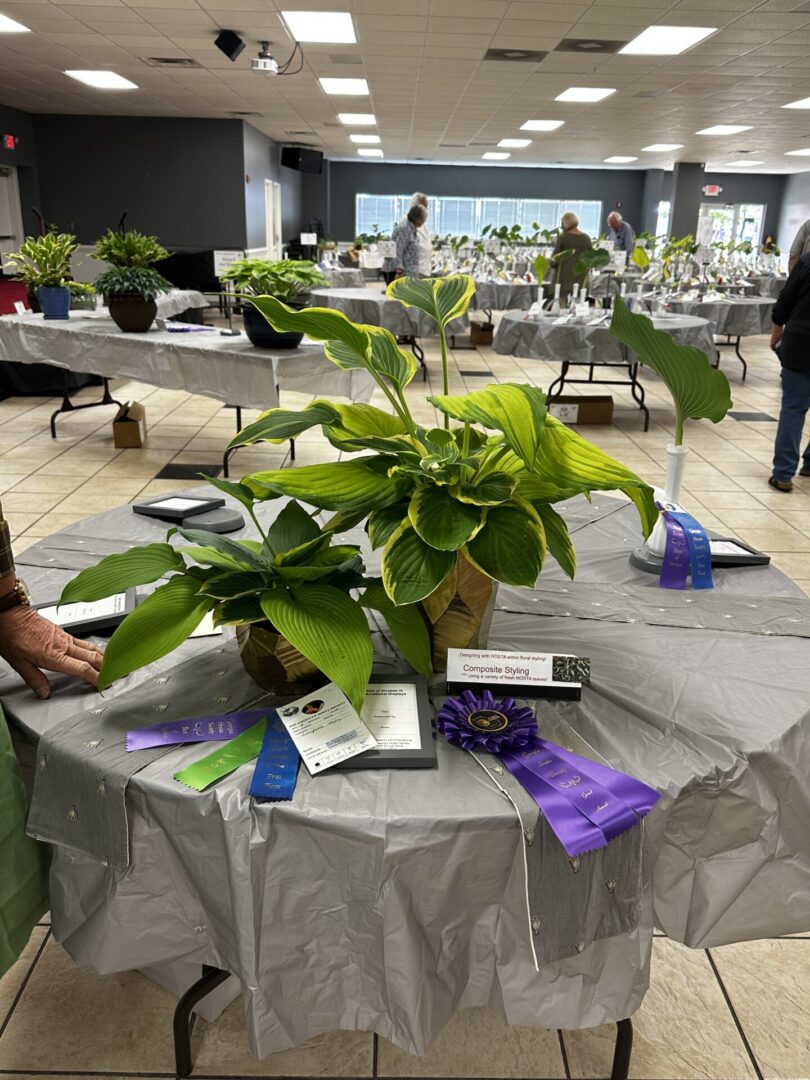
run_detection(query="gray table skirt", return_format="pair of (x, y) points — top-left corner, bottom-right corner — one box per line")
(665, 297), (773, 336)
(308, 286), (469, 338)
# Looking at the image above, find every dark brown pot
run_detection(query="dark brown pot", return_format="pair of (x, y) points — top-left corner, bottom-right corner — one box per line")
(236, 622), (326, 696)
(108, 293), (157, 333)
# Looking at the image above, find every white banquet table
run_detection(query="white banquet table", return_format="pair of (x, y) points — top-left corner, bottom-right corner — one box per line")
(494, 310), (715, 431)
(0, 313), (375, 473)
(5, 490), (810, 1072)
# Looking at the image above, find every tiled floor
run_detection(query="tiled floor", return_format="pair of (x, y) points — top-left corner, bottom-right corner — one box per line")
(0, 313), (808, 1079)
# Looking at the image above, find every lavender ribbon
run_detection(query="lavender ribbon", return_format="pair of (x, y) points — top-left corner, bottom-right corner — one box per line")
(498, 737), (660, 857)
(660, 513), (690, 590)
(126, 709), (270, 751)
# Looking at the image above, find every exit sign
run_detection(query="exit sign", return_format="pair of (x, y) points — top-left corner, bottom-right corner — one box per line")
(702, 184), (722, 197)
(1, 134), (17, 150)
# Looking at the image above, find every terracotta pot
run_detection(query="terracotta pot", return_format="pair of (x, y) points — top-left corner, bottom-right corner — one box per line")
(420, 553), (497, 671)
(108, 293), (157, 333)
(236, 622), (326, 696)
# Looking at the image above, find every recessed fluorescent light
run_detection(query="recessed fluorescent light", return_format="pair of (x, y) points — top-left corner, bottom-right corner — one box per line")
(724, 159), (763, 167)
(641, 143), (684, 151)
(350, 133), (380, 144)
(604, 155), (638, 163)
(358, 148), (383, 157)
(281, 11), (356, 43)
(498, 138), (531, 148)
(783, 97), (810, 109)
(697, 124), (751, 135)
(620, 26), (716, 55)
(555, 87), (615, 102)
(65, 70), (138, 90)
(786, 148), (810, 156)
(520, 119), (564, 131)
(482, 152), (511, 161)
(338, 112), (375, 125)
(319, 77), (369, 95)
(0, 11), (30, 31)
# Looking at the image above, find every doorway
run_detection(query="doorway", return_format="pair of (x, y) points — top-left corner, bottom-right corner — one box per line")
(265, 179), (282, 259)
(0, 166), (24, 269)
(697, 202), (766, 247)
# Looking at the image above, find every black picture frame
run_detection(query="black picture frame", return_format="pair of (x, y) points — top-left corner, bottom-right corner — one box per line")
(132, 495), (225, 522)
(709, 536), (771, 567)
(332, 674), (436, 770)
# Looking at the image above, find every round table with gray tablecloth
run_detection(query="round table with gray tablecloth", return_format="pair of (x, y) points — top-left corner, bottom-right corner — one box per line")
(318, 267), (366, 288)
(756, 273), (787, 299)
(474, 279), (539, 313)
(5, 491), (810, 1064)
(664, 295), (773, 337)
(308, 286), (468, 339)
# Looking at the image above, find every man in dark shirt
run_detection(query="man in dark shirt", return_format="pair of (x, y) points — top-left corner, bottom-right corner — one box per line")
(769, 254), (810, 490)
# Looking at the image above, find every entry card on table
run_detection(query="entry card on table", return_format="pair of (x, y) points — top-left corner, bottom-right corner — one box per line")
(446, 648), (590, 701)
(278, 681), (377, 774)
(333, 674), (435, 770)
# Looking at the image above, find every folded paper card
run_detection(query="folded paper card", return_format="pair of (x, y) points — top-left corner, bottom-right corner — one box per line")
(446, 647), (590, 700)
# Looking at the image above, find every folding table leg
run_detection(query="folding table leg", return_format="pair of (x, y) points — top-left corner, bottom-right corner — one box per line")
(173, 964), (230, 1078)
(49, 372), (122, 438)
(610, 1018), (633, 1080)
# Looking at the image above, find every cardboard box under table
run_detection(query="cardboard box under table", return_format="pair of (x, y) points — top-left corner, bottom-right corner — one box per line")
(112, 401), (147, 448)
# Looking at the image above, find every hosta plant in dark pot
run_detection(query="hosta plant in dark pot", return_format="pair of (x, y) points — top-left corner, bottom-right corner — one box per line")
(94, 228), (172, 333)
(219, 259), (327, 348)
(6, 232), (77, 319)
(58, 497), (431, 712)
(225, 276), (659, 670)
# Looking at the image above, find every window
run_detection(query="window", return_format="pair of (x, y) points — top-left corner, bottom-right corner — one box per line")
(656, 201), (671, 238)
(354, 194), (604, 239)
(696, 203), (766, 247)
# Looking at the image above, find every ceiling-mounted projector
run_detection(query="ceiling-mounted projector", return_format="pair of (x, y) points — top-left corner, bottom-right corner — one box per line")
(252, 42), (279, 73)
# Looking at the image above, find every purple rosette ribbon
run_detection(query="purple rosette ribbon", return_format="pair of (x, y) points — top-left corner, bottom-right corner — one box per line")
(437, 692), (660, 857)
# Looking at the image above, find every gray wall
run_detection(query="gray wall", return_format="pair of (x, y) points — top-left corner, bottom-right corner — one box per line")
(242, 123), (304, 250)
(32, 115), (247, 249)
(777, 172), (810, 252)
(0, 103), (40, 235)
(325, 161), (646, 240)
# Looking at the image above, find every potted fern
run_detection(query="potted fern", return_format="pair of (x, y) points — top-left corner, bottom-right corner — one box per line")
(219, 259), (327, 348)
(93, 228), (172, 333)
(6, 232), (77, 319)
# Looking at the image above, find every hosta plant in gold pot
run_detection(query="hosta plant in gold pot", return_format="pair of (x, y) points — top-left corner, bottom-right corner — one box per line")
(228, 275), (658, 671)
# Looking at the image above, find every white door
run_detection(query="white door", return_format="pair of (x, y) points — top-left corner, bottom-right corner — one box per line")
(265, 179), (282, 259)
(0, 166), (24, 270)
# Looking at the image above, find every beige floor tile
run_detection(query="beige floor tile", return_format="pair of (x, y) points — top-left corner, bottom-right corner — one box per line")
(193, 998), (373, 1076)
(0, 474), (32, 494)
(9, 473), (84, 495)
(0, 927), (48, 1028)
(56, 493), (137, 514)
(377, 1007), (565, 1078)
(730, 527), (810, 553)
(31, 510), (98, 533)
(134, 478), (210, 496)
(11, 534), (48, 554)
(36, 457), (107, 478)
(791, 579), (810, 597)
(710, 939), (810, 1079)
(8, 514), (44, 539)
(0, 491), (65, 514)
(0, 939), (175, 1073)
(691, 490), (767, 510)
(770, 552), (810, 580)
(714, 508), (786, 530)
(563, 939), (756, 1080)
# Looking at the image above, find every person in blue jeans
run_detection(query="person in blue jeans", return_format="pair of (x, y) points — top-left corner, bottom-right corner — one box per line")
(769, 253), (810, 491)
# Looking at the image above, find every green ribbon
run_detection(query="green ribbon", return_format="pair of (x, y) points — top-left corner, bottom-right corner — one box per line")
(174, 717), (268, 791)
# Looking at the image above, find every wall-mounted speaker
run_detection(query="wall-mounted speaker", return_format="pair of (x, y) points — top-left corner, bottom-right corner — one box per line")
(281, 146), (324, 174)
(215, 29), (246, 62)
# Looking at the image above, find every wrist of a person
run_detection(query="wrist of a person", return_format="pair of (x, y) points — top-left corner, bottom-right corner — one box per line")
(0, 571), (17, 600)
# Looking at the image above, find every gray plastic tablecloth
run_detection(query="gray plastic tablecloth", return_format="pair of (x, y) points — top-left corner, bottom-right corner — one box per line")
(474, 280), (538, 312)
(665, 297), (773, 336)
(319, 267), (366, 288)
(4, 489), (810, 1055)
(308, 286), (468, 338)
(756, 274), (787, 299)
(0, 314), (376, 410)
(155, 288), (208, 318)
(493, 310), (715, 364)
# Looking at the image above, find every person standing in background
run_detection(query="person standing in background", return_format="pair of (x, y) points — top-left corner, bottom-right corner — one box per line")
(607, 211), (635, 254)
(788, 219), (810, 272)
(411, 192), (432, 276)
(768, 253), (810, 491)
(392, 205), (427, 278)
(552, 212), (592, 302)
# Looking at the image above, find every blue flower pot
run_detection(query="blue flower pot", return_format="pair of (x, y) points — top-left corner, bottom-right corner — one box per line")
(37, 285), (71, 320)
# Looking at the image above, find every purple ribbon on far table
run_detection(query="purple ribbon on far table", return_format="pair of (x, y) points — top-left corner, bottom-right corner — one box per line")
(126, 709), (270, 751)
(437, 690), (660, 857)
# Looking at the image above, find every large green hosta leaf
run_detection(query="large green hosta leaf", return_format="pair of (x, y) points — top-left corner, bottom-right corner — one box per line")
(229, 401), (338, 449)
(366, 326), (418, 390)
(408, 484), (484, 551)
(60, 543), (185, 605)
(574, 247), (611, 276)
(260, 583), (372, 714)
(630, 245), (650, 270)
(610, 296), (732, 443)
(264, 500), (321, 555)
(382, 524), (456, 605)
(245, 457), (407, 511)
(386, 274), (475, 328)
(98, 575), (212, 690)
(322, 402), (411, 453)
(534, 504), (576, 579)
(246, 295), (371, 359)
(465, 500), (546, 587)
(429, 383), (547, 467)
(361, 583), (432, 677)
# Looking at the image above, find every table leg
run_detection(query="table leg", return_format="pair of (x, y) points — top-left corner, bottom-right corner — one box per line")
(399, 336), (426, 380)
(49, 372), (122, 438)
(628, 363), (650, 432)
(547, 361), (570, 400)
(222, 405), (243, 478)
(173, 964), (230, 1079)
(733, 335), (748, 381)
(610, 1018), (634, 1080)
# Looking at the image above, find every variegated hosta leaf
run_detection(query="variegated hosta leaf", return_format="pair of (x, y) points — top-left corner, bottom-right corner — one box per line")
(610, 296), (732, 439)
(386, 274), (475, 329)
(382, 523), (456, 605)
(428, 383), (547, 468)
(321, 402), (410, 453)
(464, 500), (546, 587)
(229, 401), (339, 449)
(534, 504), (576, 579)
(631, 245), (650, 269)
(408, 484), (484, 551)
(366, 326), (418, 390)
(245, 295), (371, 360)
(361, 583), (432, 677)
(245, 457), (407, 512)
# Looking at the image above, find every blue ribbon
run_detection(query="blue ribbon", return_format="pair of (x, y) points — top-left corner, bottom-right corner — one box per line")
(249, 710), (300, 801)
(659, 504), (714, 591)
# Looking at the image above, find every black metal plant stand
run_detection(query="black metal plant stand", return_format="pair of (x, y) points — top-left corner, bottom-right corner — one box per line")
(172, 967), (634, 1080)
(50, 371), (122, 438)
(547, 359), (650, 432)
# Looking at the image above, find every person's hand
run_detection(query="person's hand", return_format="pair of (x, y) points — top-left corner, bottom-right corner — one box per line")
(770, 326), (783, 351)
(0, 605), (103, 699)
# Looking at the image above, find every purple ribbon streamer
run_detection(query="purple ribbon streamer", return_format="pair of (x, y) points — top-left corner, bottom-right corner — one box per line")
(126, 709), (270, 751)
(660, 512), (690, 590)
(497, 736), (660, 857)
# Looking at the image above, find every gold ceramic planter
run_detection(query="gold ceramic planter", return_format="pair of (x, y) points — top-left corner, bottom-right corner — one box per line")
(236, 622), (325, 696)
(420, 553), (497, 671)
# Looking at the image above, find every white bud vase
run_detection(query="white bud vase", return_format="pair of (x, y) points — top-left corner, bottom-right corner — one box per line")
(645, 443), (689, 558)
